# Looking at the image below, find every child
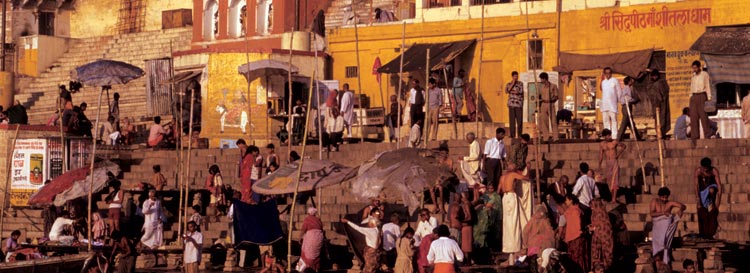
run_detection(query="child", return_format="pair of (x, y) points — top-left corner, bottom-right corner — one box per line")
(266, 144), (278, 171)
(183, 221), (203, 273)
(190, 205), (203, 231)
(207, 165), (225, 219)
(259, 251), (285, 273)
(683, 259), (701, 273)
(394, 227), (415, 273)
(152, 165), (167, 191)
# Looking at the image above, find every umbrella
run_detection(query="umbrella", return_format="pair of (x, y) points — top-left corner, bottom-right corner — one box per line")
(252, 159), (357, 195)
(28, 160), (121, 206)
(350, 148), (457, 213)
(71, 59), (145, 87)
(238, 60), (299, 82)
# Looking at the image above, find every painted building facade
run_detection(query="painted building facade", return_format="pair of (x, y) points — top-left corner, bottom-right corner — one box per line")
(327, 0), (750, 132)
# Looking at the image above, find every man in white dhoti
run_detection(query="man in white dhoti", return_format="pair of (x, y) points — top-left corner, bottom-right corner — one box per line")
(340, 84), (355, 138)
(499, 169), (530, 266)
(141, 190), (163, 249)
(650, 187), (685, 265)
(459, 132), (481, 188)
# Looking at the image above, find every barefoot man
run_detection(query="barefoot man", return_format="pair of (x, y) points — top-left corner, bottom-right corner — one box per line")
(498, 168), (531, 266)
(598, 129), (625, 202)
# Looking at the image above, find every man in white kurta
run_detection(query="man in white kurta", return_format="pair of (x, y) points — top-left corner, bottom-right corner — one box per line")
(499, 170), (530, 266)
(601, 67), (621, 134)
(141, 190), (163, 249)
(460, 132), (481, 187)
(340, 84), (355, 138)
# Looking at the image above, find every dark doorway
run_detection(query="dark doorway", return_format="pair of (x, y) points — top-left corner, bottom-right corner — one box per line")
(39, 12), (55, 36)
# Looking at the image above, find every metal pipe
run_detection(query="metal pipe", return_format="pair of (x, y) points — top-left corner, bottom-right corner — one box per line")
(397, 22), (405, 148)
(354, 21), (364, 143)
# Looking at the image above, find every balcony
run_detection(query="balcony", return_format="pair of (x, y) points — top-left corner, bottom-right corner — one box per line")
(426, 0), (461, 8)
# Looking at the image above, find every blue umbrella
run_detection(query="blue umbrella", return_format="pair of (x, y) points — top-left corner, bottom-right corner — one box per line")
(70, 59), (144, 251)
(72, 59), (145, 87)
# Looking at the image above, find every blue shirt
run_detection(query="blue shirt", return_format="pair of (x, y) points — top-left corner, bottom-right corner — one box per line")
(674, 115), (689, 140)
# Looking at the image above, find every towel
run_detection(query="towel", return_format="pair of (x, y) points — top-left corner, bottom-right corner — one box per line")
(700, 184), (718, 208)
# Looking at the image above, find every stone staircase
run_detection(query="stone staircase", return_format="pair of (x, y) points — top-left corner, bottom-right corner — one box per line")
(16, 27), (192, 126)
(325, 0), (403, 28)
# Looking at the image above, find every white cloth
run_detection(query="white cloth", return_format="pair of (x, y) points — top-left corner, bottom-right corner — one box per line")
(602, 111), (618, 134)
(426, 237), (464, 264)
(651, 214), (679, 264)
(326, 115), (345, 133)
(572, 174), (599, 207)
(340, 91), (355, 125)
(691, 71), (712, 101)
(483, 138), (507, 159)
(601, 77), (621, 113)
(409, 124), (421, 148)
(346, 221), (379, 249)
(409, 88), (425, 105)
(108, 191), (122, 209)
(141, 199), (164, 248)
(502, 192), (523, 253)
(619, 86), (633, 105)
(381, 223), (401, 251)
(49, 217), (74, 241)
(414, 217), (438, 246)
(540, 248), (557, 267)
(461, 140), (481, 186)
(183, 231), (203, 264)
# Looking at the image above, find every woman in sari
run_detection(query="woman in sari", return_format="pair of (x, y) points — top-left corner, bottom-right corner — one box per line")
(473, 184), (501, 249)
(298, 207), (324, 271)
(522, 205), (556, 258)
(394, 227), (415, 273)
(589, 199), (613, 270)
(560, 194), (587, 272)
(240, 149), (254, 204)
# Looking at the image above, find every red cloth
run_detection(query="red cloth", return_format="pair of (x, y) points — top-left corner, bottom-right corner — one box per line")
(326, 90), (339, 108)
(28, 167), (89, 205)
(417, 234), (437, 273)
(301, 215), (324, 270)
(240, 155), (254, 203)
(433, 263), (456, 273)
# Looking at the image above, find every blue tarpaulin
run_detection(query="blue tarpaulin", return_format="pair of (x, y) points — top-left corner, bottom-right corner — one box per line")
(232, 199), (284, 245)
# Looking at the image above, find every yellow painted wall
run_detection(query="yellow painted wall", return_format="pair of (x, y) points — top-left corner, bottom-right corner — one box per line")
(328, 0), (750, 125)
(70, 0), (192, 38)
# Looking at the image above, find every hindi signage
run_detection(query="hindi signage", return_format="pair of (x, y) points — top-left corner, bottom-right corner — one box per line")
(600, 6), (711, 32)
(10, 139), (48, 206)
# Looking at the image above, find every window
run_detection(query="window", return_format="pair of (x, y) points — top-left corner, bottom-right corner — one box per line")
(345, 66), (358, 78)
(470, 0), (512, 5)
(427, 0), (461, 8)
(228, 0), (247, 38)
(528, 40), (543, 70)
(716, 83), (750, 109)
(203, 0), (219, 40)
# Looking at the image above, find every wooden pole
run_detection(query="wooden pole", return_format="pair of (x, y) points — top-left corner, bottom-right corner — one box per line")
(0, 125), (20, 235)
(287, 28), (295, 156)
(445, 69), (457, 139)
(475, 1), (485, 135)
(354, 21), (364, 143)
(169, 41), (184, 243)
(246, 31), (252, 139)
(625, 101), (648, 190)
(287, 71), (315, 273)
(655, 107), (665, 187)
(184, 90), (195, 234)
(59, 98), (66, 173)
(397, 22), (405, 148)
(314, 34), (323, 160)
(87, 87), (105, 251)
(424, 49), (430, 148)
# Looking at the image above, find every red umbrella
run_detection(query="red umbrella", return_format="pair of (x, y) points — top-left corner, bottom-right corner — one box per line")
(28, 167), (89, 206)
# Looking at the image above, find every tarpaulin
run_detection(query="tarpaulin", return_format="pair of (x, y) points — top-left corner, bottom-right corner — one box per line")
(232, 199), (284, 246)
(690, 25), (750, 55)
(377, 40), (475, 73)
(702, 54), (750, 84)
(252, 159), (357, 195)
(350, 148), (456, 214)
(554, 49), (655, 78)
(343, 223), (367, 263)
(28, 160), (120, 206)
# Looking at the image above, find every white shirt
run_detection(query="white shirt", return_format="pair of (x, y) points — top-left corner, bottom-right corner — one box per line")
(142, 199), (162, 225)
(340, 91), (354, 114)
(427, 237), (464, 264)
(183, 231), (203, 264)
(690, 71), (712, 100)
(409, 88), (425, 105)
(414, 216), (438, 246)
(409, 124), (421, 148)
(601, 77), (621, 113)
(49, 217), (75, 241)
(619, 86), (632, 105)
(572, 174), (599, 207)
(483, 138), (507, 159)
(381, 223), (401, 251)
(346, 221), (380, 249)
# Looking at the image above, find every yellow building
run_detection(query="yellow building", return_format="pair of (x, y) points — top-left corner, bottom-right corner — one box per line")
(328, 0), (750, 135)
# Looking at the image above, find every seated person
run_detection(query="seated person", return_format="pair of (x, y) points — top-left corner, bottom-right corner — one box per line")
(3, 230), (42, 262)
(148, 116), (172, 148)
(49, 214), (76, 243)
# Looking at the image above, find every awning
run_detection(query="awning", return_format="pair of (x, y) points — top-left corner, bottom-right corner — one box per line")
(160, 70), (202, 85)
(702, 54), (750, 84)
(378, 40), (476, 73)
(690, 25), (750, 55)
(554, 49), (654, 78)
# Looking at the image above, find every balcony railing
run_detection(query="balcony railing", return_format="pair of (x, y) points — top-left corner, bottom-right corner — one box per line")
(470, 0), (541, 5)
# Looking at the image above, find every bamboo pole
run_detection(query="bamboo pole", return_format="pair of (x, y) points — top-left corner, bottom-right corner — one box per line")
(445, 69), (456, 140)
(354, 21), (364, 143)
(169, 41), (184, 243)
(475, 0), (485, 135)
(287, 71), (315, 273)
(246, 31), (252, 139)
(655, 107), (665, 187)
(87, 87), (105, 251)
(58, 96), (66, 173)
(625, 101), (648, 190)
(424, 49), (430, 148)
(184, 90), (195, 234)
(0, 125), (21, 235)
(288, 28), (295, 155)
(314, 34), (323, 161)
(397, 22), (405, 148)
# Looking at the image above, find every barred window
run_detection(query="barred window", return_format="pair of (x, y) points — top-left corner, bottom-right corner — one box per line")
(528, 40), (543, 70)
(346, 66), (359, 78)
